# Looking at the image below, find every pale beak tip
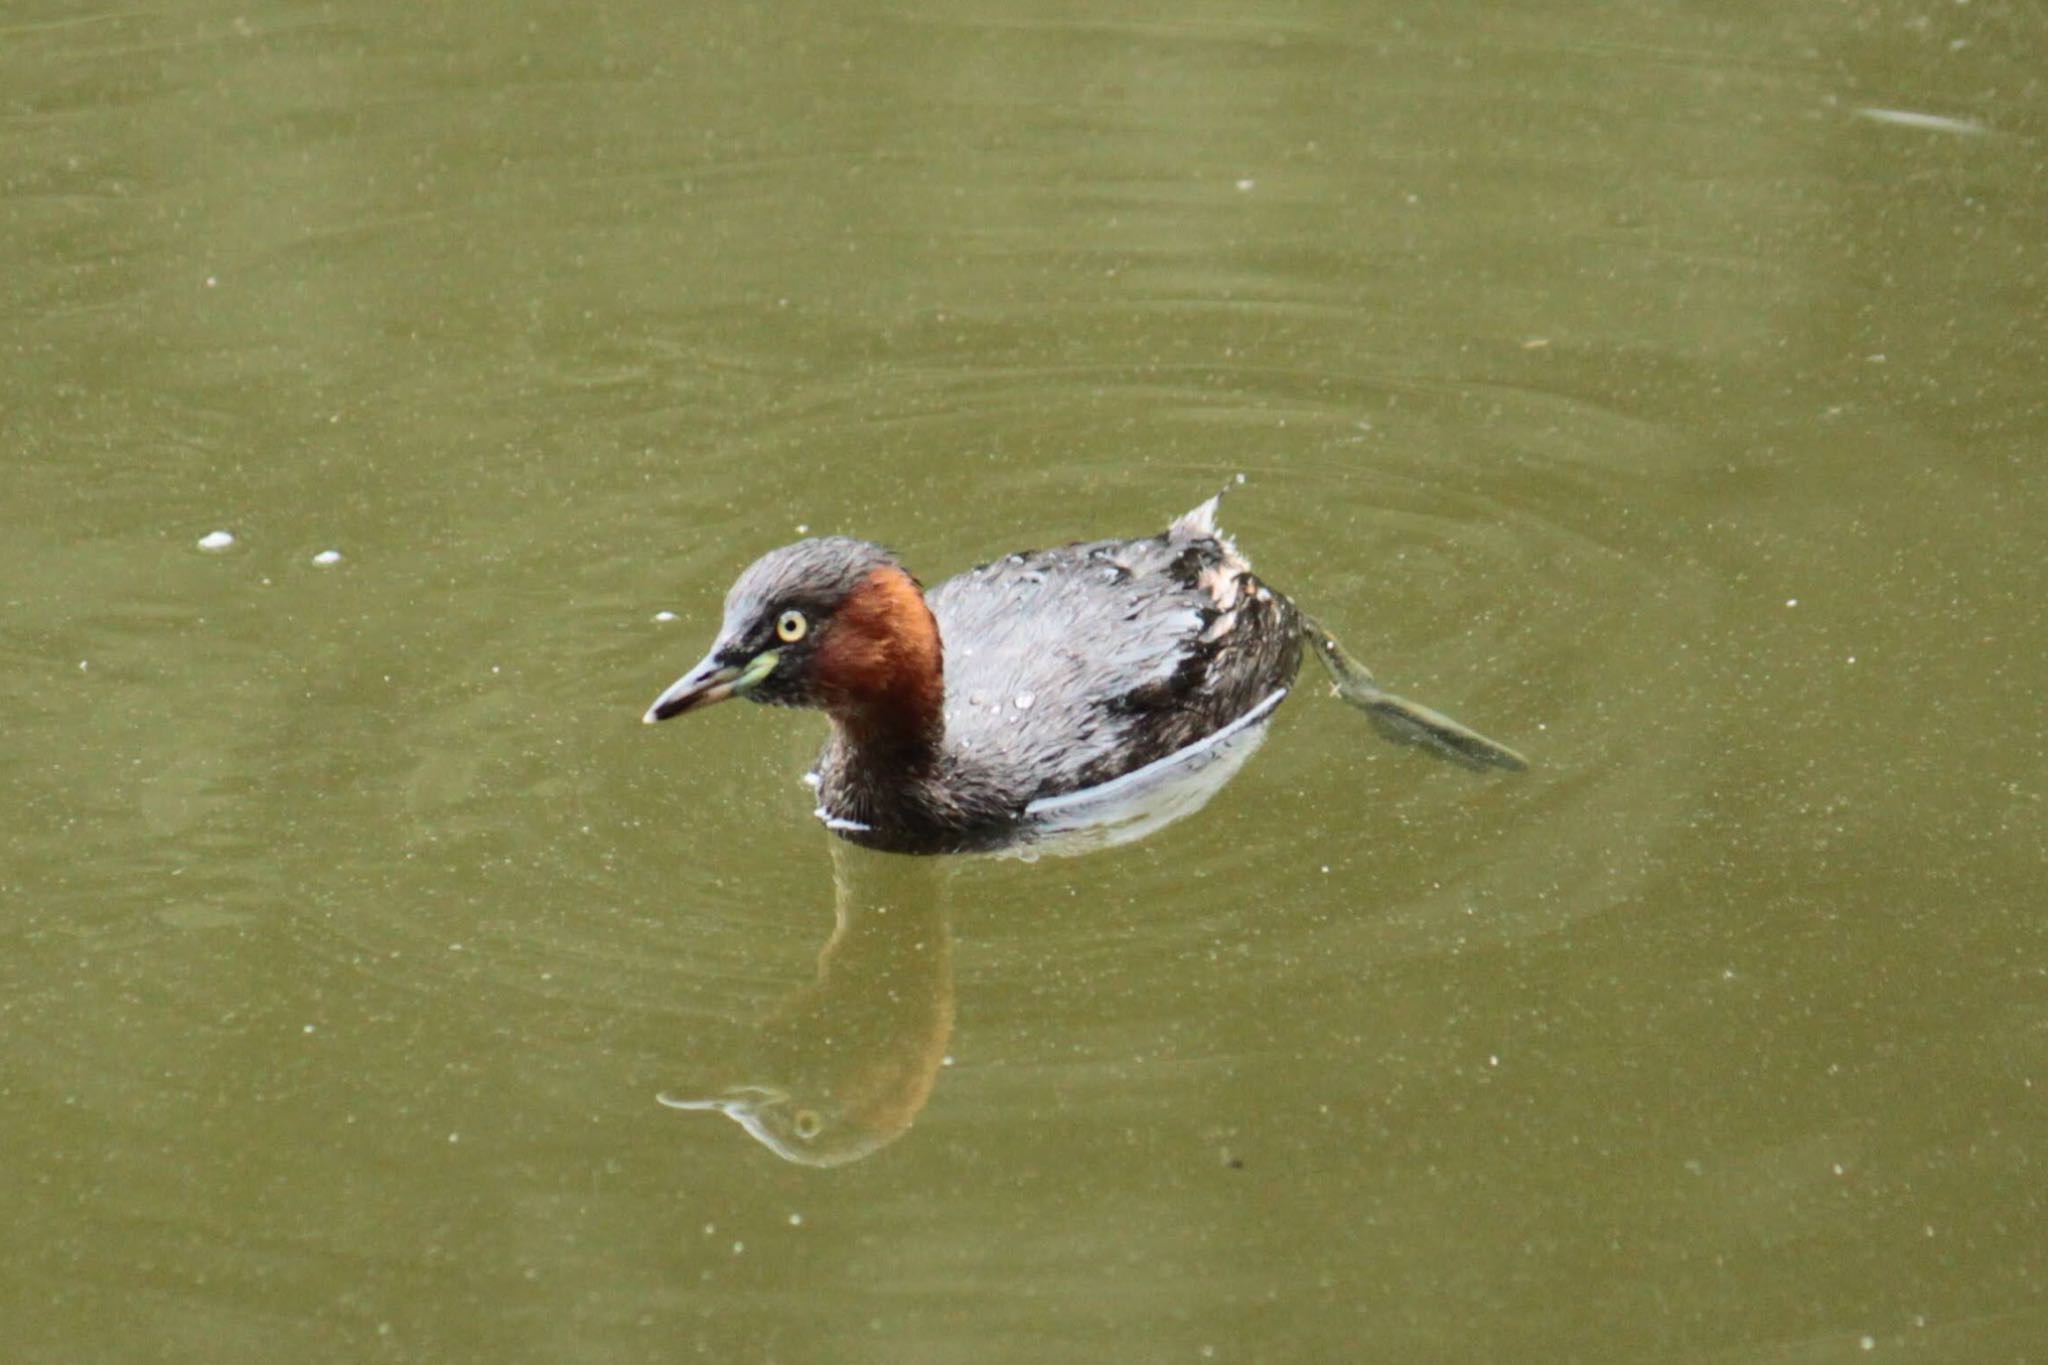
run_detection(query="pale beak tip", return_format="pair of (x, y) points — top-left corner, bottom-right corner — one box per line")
(643, 651), (760, 726)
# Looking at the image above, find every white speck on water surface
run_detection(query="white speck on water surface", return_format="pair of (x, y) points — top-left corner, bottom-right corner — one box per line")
(448, 1132), (460, 1144)
(654, 610), (678, 622)
(1854, 107), (1986, 137)
(312, 549), (342, 566)
(796, 523), (810, 534)
(1785, 598), (1798, 608)
(1234, 178), (1255, 191)
(197, 530), (235, 551)
(78, 660), (88, 671)
(787, 1213), (804, 1227)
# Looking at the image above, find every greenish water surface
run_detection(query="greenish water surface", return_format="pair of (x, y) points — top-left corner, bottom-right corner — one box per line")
(4, 2), (2043, 1361)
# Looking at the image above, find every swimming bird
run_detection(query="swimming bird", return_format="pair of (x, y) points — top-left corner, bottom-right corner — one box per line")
(644, 492), (1525, 854)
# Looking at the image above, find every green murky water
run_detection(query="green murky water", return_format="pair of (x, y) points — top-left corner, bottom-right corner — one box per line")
(5, 2), (2043, 1360)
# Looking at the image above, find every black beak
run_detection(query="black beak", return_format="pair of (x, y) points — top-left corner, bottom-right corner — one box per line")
(642, 647), (778, 723)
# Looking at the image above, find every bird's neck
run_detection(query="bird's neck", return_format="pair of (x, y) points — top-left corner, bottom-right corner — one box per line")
(817, 565), (946, 765)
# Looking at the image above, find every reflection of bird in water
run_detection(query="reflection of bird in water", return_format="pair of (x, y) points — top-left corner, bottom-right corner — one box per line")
(644, 487), (1525, 854)
(660, 845), (951, 1166)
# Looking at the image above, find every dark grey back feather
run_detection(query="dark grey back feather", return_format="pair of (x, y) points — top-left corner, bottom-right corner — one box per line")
(920, 502), (1302, 808)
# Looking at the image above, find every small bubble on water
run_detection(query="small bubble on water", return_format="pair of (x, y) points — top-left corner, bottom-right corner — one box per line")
(197, 530), (235, 551)
(312, 549), (342, 566)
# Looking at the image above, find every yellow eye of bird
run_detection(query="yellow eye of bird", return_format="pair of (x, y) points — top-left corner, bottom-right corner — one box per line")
(775, 609), (808, 643)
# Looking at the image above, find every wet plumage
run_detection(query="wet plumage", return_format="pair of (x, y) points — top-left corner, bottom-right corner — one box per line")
(919, 498), (1299, 803)
(645, 493), (1524, 854)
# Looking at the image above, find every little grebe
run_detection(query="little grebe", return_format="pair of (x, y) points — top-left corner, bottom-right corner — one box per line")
(644, 492), (1525, 854)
